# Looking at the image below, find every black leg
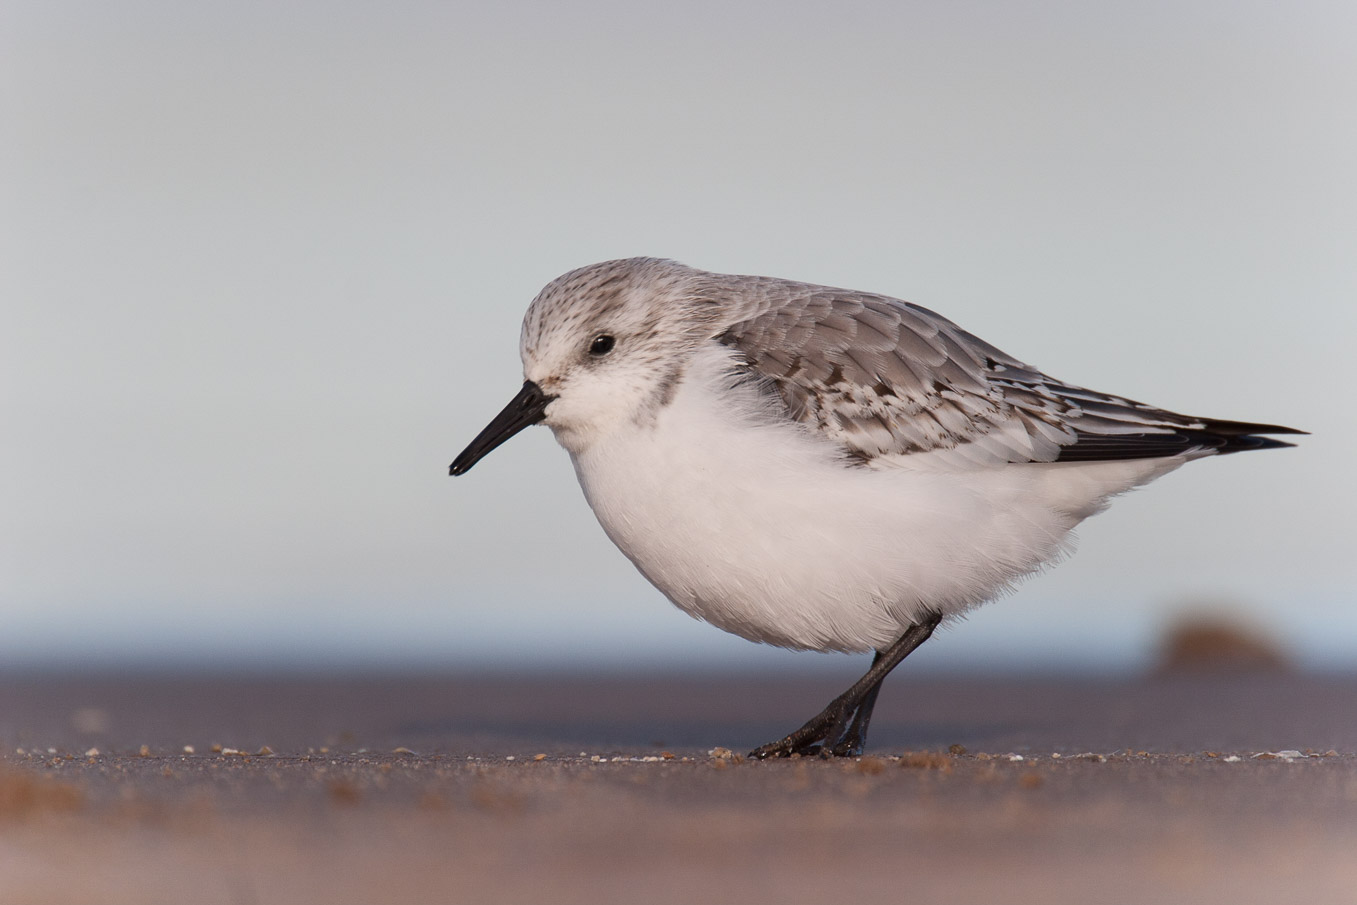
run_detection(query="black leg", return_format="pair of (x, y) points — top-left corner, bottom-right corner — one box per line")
(749, 611), (942, 760)
(828, 656), (885, 757)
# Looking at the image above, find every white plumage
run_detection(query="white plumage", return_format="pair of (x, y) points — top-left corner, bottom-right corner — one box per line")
(450, 257), (1301, 757)
(571, 340), (1181, 652)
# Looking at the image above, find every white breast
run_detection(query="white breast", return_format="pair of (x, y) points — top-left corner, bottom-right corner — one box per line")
(565, 344), (1185, 652)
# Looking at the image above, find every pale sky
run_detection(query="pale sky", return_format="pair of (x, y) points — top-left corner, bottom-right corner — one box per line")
(3, 0), (1355, 672)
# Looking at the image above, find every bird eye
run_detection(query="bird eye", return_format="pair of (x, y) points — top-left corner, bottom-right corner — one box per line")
(588, 334), (616, 356)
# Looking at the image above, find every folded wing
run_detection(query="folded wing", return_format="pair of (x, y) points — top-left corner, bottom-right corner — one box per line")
(716, 285), (1303, 467)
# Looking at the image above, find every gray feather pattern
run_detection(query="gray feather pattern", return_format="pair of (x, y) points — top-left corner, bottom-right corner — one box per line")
(708, 276), (1209, 465)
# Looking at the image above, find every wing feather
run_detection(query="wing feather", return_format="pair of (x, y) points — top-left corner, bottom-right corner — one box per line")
(715, 281), (1301, 465)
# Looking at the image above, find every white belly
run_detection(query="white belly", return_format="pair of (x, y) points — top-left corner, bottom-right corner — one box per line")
(565, 347), (1183, 652)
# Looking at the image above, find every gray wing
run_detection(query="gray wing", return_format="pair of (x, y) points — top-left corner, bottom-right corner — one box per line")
(716, 285), (1300, 466)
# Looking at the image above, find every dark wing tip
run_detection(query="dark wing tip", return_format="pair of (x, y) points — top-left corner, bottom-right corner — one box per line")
(1213, 434), (1299, 454)
(1055, 419), (1305, 463)
(1196, 418), (1307, 437)
(1195, 418), (1306, 454)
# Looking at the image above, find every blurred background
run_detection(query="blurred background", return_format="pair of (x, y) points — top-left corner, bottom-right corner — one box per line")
(3, 0), (1354, 676)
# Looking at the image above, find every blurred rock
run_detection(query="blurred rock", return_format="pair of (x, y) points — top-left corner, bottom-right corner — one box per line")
(1154, 616), (1292, 675)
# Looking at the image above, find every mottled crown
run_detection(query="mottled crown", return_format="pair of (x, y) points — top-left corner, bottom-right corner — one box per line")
(521, 258), (725, 363)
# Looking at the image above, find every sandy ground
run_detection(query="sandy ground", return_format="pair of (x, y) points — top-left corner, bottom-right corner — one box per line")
(1, 670), (1355, 905)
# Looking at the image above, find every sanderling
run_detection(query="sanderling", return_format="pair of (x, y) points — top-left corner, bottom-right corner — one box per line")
(449, 258), (1303, 758)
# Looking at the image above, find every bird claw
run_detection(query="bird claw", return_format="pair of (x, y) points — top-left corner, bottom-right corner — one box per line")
(827, 736), (865, 758)
(747, 706), (859, 759)
(747, 738), (822, 760)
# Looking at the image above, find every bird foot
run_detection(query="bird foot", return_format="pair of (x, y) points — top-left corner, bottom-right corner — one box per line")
(827, 735), (866, 758)
(748, 704), (862, 760)
(748, 737), (823, 759)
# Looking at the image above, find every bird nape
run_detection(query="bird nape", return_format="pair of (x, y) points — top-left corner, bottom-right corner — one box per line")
(449, 258), (1305, 758)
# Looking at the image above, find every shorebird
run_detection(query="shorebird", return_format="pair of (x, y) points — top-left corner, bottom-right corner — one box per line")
(449, 258), (1302, 758)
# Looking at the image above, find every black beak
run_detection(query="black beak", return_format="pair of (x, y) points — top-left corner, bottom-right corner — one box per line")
(449, 380), (556, 476)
